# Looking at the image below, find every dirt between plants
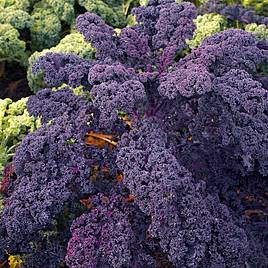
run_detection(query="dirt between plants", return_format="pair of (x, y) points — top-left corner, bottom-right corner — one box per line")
(0, 62), (32, 101)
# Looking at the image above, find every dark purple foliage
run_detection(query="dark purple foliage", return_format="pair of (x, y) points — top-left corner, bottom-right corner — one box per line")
(27, 87), (92, 124)
(157, 29), (268, 176)
(178, 29), (266, 75)
(89, 63), (146, 128)
(117, 27), (151, 69)
(24, 88), (94, 135)
(5, 117), (92, 244)
(133, 0), (196, 51)
(116, 119), (248, 267)
(32, 53), (94, 89)
(187, 69), (268, 175)
(32, 1), (197, 92)
(0, 89), (103, 259)
(76, 13), (117, 60)
(66, 193), (156, 268)
(158, 29), (267, 99)
(1, 1), (267, 267)
(158, 63), (213, 99)
(75, 0), (197, 70)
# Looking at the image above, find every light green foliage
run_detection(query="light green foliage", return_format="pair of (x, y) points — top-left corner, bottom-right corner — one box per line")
(51, 83), (74, 92)
(139, 0), (147, 5)
(0, 0), (31, 66)
(245, 23), (268, 40)
(47, 0), (75, 24)
(0, 0), (31, 11)
(27, 32), (95, 92)
(0, 24), (28, 65)
(66, 85), (92, 100)
(187, 13), (227, 49)
(0, 7), (32, 30)
(126, 14), (136, 26)
(217, 0), (241, 4)
(242, 0), (268, 16)
(78, 0), (130, 28)
(0, 98), (41, 173)
(0, 198), (3, 213)
(174, 0), (191, 3)
(32, 0), (75, 25)
(27, 51), (47, 91)
(175, 0), (208, 5)
(51, 83), (91, 100)
(48, 33), (95, 59)
(30, 10), (62, 51)
(71, 85), (86, 96)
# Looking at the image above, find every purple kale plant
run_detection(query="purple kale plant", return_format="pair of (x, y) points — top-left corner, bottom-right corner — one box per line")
(0, 0), (268, 267)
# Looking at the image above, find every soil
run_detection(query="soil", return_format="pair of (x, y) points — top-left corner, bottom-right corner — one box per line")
(0, 62), (33, 101)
